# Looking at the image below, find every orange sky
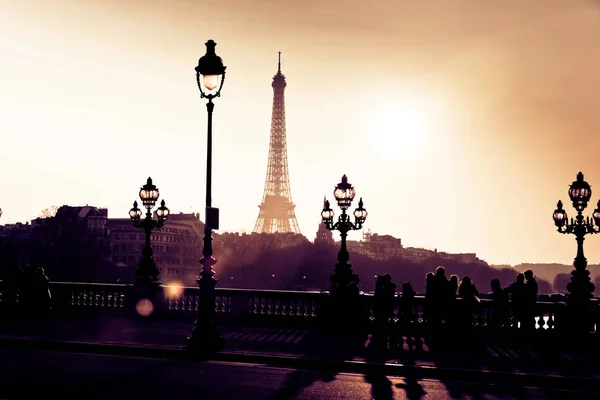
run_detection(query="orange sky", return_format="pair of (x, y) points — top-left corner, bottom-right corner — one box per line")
(2, 0), (600, 265)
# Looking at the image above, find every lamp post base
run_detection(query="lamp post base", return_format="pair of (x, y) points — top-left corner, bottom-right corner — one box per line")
(186, 274), (225, 355)
(330, 262), (360, 296)
(324, 266), (363, 331)
(566, 268), (595, 334)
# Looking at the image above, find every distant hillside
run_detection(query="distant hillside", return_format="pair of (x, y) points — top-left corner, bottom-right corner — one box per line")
(490, 263), (600, 291)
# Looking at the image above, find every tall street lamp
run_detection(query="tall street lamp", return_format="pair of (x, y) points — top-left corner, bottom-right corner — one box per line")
(553, 172), (600, 330)
(187, 39), (227, 353)
(321, 175), (368, 295)
(129, 177), (170, 282)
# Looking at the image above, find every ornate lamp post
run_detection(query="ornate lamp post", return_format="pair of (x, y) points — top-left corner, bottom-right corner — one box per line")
(321, 175), (368, 295)
(129, 177), (170, 282)
(553, 172), (600, 330)
(187, 39), (227, 353)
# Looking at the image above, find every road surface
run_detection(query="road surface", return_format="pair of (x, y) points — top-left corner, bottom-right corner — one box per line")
(0, 347), (596, 399)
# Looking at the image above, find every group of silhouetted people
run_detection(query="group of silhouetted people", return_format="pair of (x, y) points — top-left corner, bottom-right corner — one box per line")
(371, 266), (539, 349)
(1, 258), (52, 313)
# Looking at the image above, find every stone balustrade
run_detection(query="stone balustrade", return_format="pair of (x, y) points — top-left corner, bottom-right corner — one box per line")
(0, 281), (597, 335)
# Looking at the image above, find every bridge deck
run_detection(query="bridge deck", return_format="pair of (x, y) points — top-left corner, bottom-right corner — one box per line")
(0, 313), (599, 381)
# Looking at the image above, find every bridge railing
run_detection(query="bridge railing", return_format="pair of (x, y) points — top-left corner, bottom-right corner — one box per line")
(0, 280), (594, 333)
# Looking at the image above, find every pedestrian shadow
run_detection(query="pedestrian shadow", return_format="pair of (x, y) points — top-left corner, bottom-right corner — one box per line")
(266, 332), (365, 400)
(425, 331), (597, 400)
(363, 336), (426, 400)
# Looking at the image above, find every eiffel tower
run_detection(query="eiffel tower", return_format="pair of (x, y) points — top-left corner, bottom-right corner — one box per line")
(253, 53), (301, 234)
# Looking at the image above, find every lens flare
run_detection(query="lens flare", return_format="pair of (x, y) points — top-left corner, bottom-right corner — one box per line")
(136, 298), (154, 317)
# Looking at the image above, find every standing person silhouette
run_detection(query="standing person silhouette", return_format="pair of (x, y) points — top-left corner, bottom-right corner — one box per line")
(506, 274), (526, 329)
(523, 270), (538, 331)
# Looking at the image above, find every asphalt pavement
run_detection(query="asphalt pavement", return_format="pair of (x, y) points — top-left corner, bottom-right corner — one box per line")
(0, 347), (598, 400)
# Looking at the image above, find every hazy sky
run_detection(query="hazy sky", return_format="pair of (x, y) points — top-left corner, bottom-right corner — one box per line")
(2, 0), (600, 265)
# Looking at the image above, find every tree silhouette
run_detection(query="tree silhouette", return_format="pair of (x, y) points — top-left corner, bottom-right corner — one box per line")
(39, 206), (58, 219)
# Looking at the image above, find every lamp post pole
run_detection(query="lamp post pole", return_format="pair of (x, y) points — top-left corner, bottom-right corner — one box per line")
(187, 39), (227, 353)
(552, 172), (600, 332)
(321, 175), (368, 296)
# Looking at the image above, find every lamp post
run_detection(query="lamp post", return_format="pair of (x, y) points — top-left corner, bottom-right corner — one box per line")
(552, 172), (600, 331)
(321, 175), (368, 295)
(187, 39), (227, 353)
(129, 177), (170, 282)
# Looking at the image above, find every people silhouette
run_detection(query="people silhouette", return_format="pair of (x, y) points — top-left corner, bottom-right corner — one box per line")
(523, 270), (538, 331)
(490, 279), (509, 328)
(392, 281), (416, 348)
(372, 274), (396, 350)
(433, 266), (449, 326)
(32, 267), (52, 313)
(424, 272), (436, 326)
(446, 274), (459, 328)
(458, 276), (479, 329)
(506, 273), (526, 329)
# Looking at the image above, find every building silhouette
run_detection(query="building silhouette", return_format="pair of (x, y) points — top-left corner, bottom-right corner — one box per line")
(253, 52), (301, 234)
(107, 212), (205, 285)
(314, 221), (334, 246)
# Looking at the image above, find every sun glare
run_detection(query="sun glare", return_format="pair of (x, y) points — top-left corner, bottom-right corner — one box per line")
(166, 282), (184, 297)
(370, 92), (442, 158)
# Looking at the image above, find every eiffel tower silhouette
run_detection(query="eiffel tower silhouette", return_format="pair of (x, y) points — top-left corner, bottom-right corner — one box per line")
(253, 53), (301, 234)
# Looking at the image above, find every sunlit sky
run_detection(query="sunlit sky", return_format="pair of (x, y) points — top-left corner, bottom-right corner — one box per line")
(2, 0), (600, 265)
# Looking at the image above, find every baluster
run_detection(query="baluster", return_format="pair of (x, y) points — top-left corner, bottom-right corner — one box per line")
(173, 295), (180, 311)
(297, 298), (303, 318)
(215, 295), (223, 313)
(165, 294), (172, 311)
(183, 294), (190, 312)
(274, 298), (281, 316)
(477, 307), (486, 327)
(259, 298), (266, 315)
(547, 312), (555, 330)
(192, 294), (199, 312)
(299, 299), (306, 317)
(537, 309), (546, 330)
(279, 299), (286, 317)
(290, 298), (298, 317)
(484, 306), (493, 327)
(224, 295), (231, 313)
(266, 298), (273, 316)
(225, 296), (232, 313)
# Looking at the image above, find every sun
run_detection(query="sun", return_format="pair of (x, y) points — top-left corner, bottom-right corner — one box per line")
(370, 95), (438, 158)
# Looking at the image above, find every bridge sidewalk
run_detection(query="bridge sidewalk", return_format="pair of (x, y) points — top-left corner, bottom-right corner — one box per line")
(0, 313), (598, 382)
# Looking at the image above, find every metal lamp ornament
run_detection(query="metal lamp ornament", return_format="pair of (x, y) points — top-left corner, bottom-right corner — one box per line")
(552, 172), (600, 305)
(129, 177), (170, 282)
(322, 175), (368, 295)
(195, 39), (227, 99)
